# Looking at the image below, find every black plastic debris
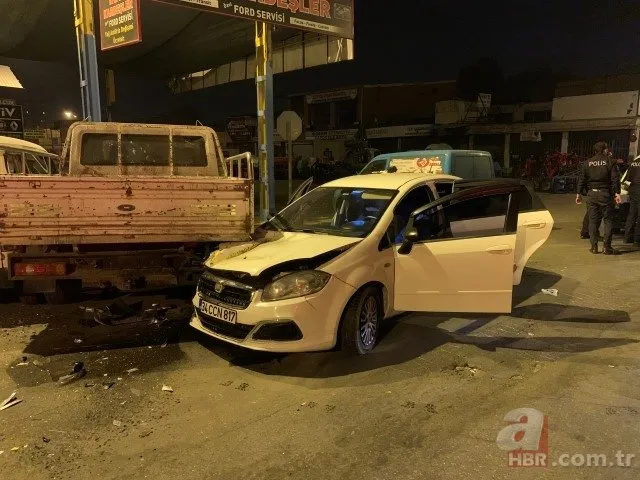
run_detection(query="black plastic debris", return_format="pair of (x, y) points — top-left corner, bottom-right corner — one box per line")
(58, 362), (87, 385)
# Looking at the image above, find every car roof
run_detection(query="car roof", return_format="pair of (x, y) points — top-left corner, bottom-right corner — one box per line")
(371, 149), (492, 162)
(0, 135), (49, 154)
(322, 172), (460, 190)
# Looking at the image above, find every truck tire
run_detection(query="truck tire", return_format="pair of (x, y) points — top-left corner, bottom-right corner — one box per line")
(340, 285), (382, 355)
(45, 280), (82, 305)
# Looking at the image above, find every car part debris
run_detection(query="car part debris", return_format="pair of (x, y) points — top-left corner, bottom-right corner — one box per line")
(11, 447), (19, 452)
(541, 288), (558, 297)
(161, 385), (173, 393)
(42, 436), (50, 443)
(103, 382), (115, 390)
(126, 368), (139, 374)
(0, 392), (22, 411)
(58, 362), (87, 385)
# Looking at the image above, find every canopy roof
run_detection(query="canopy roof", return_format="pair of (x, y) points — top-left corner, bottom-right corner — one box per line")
(0, 0), (298, 76)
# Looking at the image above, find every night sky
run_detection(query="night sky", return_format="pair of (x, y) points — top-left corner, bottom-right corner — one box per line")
(1, 0), (639, 123)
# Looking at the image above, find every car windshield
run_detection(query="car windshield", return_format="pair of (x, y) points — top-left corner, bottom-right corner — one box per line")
(269, 186), (397, 238)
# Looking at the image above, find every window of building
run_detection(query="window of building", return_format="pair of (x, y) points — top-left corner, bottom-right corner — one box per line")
(273, 46), (284, 74)
(216, 64), (230, 85)
(304, 34), (327, 68)
(230, 60), (246, 82)
(328, 38), (353, 63)
(335, 99), (358, 128)
(309, 103), (331, 129)
(121, 135), (170, 166)
(80, 133), (118, 166)
(284, 35), (303, 72)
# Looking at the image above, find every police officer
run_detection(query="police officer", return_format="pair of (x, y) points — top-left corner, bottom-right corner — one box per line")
(624, 154), (640, 246)
(576, 142), (622, 254)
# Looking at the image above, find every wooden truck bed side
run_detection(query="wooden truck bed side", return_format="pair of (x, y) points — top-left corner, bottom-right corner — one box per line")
(0, 175), (253, 246)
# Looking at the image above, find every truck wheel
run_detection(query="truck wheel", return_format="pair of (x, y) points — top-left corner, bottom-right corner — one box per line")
(340, 286), (382, 355)
(45, 280), (82, 305)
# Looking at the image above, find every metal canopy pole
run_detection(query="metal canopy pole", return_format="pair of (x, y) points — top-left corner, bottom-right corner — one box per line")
(255, 21), (275, 221)
(74, 0), (102, 122)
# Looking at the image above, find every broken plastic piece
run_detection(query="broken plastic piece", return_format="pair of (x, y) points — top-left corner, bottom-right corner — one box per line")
(0, 392), (22, 411)
(541, 288), (558, 297)
(161, 385), (173, 393)
(58, 368), (86, 385)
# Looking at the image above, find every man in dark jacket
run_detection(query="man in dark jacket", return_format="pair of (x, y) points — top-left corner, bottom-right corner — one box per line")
(624, 155), (640, 246)
(576, 142), (622, 254)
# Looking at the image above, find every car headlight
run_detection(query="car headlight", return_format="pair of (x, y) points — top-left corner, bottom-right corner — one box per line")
(261, 270), (331, 302)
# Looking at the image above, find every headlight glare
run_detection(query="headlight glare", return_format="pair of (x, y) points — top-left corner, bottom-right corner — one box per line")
(262, 270), (331, 302)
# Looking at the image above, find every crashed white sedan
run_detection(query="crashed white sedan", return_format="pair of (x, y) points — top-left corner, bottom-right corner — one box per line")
(190, 173), (553, 354)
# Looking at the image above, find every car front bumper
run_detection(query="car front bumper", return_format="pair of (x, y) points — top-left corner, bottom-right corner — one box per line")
(189, 275), (355, 353)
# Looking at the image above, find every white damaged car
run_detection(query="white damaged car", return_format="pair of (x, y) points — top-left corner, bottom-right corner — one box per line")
(190, 173), (553, 355)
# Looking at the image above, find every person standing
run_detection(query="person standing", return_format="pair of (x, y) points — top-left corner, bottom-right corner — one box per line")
(624, 154), (640, 246)
(576, 142), (622, 254)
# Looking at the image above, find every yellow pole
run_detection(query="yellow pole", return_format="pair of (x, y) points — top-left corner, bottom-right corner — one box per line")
(255, 22), (274, 220)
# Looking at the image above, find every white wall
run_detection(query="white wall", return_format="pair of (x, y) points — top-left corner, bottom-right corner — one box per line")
(552, 91), (639, 121)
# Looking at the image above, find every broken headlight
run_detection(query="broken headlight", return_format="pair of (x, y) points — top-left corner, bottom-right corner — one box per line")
(261, 270), (331, 302)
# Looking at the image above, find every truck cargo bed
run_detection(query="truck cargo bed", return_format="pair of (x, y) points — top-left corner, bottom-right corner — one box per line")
(0, 176), (254, 246)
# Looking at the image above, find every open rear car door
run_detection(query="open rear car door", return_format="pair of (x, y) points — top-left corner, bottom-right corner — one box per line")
(452, 179), (554, 285)
(393, 182), (523, 314)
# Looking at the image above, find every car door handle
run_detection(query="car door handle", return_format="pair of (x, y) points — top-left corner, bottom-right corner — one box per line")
(524, 222), (546, 229)
(486, 246), (513, 255)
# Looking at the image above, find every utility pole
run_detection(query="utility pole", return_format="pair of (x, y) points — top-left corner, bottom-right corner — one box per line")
(74, 0), (102, 121)
(255, 21), (275, 221)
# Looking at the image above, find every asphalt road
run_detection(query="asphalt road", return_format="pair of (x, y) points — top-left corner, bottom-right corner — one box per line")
(1, 194), (639, 480)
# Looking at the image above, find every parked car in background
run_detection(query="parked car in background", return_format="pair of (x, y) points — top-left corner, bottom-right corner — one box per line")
(0, 136), (63, 175)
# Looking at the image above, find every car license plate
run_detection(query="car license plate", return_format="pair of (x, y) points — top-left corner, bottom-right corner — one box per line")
(198, 297), (237, 324)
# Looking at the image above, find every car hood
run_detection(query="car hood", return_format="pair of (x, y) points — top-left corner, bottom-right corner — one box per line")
(204, 231), (361, 276)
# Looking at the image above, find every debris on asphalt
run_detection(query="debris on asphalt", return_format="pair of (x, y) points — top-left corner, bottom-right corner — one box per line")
(609, 365), (616, 368)
(16, 361), (29, 366)
(511, 374), (524, 380)
(11, 447), (19, 452)
(103, 382), (115, 390)
(81, 299), (191, 326)
(42, 436), (50, 443)
(84, 382), (96, 388)
(162, 385), (173, 393)
(0, 450), (3, 455)
(236, 382), (249, 391)
(541, 288), (559, 297)
(112, 420), (123, 427)
(117, 377), (123, 381)
(73, 338), (83, 344)
(454, 363), (479, 376)
(126, 368), (139, 374)
(58, 362), (87, 385)
(0, 392), (22, 411)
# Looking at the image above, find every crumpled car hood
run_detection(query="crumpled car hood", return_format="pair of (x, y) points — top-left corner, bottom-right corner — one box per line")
(204, 231), (360, 276)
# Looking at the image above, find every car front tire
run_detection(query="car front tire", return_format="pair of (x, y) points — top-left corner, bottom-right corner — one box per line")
(341, 286), (382, 355)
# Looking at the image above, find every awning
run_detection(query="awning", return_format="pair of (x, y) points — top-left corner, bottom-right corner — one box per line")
(0, 65), (23, 88)
(0, 0), (300, 76)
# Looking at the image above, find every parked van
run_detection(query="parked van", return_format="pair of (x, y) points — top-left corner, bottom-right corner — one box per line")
(0, 136), (63, 175)
(360, 150), (496, 179)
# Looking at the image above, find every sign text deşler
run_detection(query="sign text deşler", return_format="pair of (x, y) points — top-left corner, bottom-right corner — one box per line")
(99, 0), (143, 51)
(153, 0), (354, 39)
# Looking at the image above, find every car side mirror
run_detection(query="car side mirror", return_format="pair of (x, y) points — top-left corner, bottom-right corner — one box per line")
(398, 228), (418, 255)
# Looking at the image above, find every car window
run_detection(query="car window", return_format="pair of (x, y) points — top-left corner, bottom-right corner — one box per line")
(24, 153), (50, 174)
(390, 186), (435, 243)
(5, 152), (22, 173)
(173, 135), (207, 166)
(121, 135), (170, 166)
(360, 159), (388, 174)
(452, 155), (475, 178)
(410, 192), (512, 242)
(80, 133), (118, 166)
(474, 158), (494, 178)
(433, 181), (454, 197)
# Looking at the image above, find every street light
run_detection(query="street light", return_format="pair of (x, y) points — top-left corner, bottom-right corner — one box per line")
(63, 110), (77, 119)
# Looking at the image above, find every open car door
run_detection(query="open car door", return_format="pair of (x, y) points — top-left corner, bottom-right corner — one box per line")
(287, 177), (315, 206)
(452, 179), (553, 285)
(393, 182), (522, 314)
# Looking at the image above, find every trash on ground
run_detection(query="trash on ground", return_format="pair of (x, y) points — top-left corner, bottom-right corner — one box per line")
(0, 392), (22, 411)
(609, 364), (616, 368)
(16, 361), (29, 366)
(541, 288), (559, 297)
(454, 363), (479, 376)
(58, 362), (87, 385)
(10, 447), (19, 452)
(84, 382), (95, 388)
(162, 385), (173, 393)
(103, 382), (115, 390)
(112, 420), (123, 427)
(42, 436), (50, 443)
(126, 368), (139, 374)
